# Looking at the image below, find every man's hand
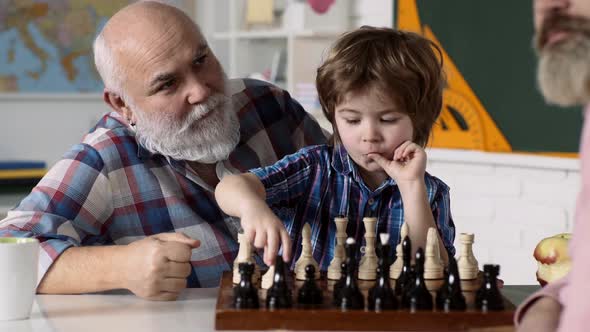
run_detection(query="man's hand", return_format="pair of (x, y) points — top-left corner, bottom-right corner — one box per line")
(122, 232), (200, 301)
(240, 199), (292, 266)
(368, 141), (427, 185)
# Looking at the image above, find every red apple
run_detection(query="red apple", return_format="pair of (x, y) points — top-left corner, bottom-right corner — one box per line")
(533, 233), (572, 286)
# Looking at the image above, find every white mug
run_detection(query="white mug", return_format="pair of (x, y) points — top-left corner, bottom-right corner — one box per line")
(0, 238), (39, 320)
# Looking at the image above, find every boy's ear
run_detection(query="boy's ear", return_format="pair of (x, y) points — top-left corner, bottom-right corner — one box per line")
(103, 89), (134, 124)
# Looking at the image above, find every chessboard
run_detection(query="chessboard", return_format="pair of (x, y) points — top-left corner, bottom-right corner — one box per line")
(214, 270), (516, 331)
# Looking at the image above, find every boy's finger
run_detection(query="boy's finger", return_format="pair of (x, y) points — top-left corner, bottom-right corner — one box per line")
(266, 230), (280, 265)
(243, 228), (256, 245)
(368, 153), (388, 167)
(280, 229), (292, 262)
(254, 230), (267, 248)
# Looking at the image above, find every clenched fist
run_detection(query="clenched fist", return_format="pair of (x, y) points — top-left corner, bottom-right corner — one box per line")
(122, 232), (200, 301)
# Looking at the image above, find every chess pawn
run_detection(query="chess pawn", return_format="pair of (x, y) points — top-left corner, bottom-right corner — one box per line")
(233, 262), (260, 309)
(297, 265), (323, 306)
(368, 233), (397, 311)
(424, 227), (444, 280)
(358, 216), (378, 280)
(295, 223), (320, 280)
(266, 256), (292, 309)
(390, 222), (409, 279)
(233, 233), (260, 284)
(394, 235), (413, 297)
(339, 238), (364, 311)
(332, 261), (348, 306)
(435, 256), (466, 312)
(475, 264), (504, 311)
(328, 216), (348, 280)
(457, 233), (479, 280)
(261, 265), (275, 290)
(404, 248), (433, 311)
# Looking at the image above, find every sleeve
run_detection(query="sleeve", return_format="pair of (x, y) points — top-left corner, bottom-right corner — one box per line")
(249, 147), (319, 209)
(0, 143), (114, 287)
(429, 179), (456, 257)
(514, 277), (567, 327)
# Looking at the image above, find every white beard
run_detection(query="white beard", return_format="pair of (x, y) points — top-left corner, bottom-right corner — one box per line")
(535, 17), (590, 107)
(132, 93), (240, 163)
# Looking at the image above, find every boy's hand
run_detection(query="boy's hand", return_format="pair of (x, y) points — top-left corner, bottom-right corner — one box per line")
(240, 200), (292, 266)
(368, 141), (427, 184)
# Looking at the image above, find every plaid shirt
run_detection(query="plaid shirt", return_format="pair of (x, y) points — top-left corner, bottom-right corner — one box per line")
(250, 144), (456, 269)
(0, 79), (327, 288)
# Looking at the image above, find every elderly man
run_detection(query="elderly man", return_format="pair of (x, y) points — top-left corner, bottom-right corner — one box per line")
(516, 0), (590, 331)
(0, 1), (326, 301)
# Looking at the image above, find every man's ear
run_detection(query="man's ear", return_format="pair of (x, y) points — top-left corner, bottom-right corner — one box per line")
(103, 89), (133, 123)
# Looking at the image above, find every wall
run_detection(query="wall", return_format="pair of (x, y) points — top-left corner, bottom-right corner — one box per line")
(427, 149), (578, 285)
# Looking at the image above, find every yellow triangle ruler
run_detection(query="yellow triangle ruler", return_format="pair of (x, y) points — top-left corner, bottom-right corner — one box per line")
(397, 0), (512, 152)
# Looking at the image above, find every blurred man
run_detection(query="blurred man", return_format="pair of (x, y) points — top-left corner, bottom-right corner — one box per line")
(517, 0), (590, 330)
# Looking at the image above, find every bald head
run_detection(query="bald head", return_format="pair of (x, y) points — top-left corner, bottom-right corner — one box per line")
(94, 1), (202, 96)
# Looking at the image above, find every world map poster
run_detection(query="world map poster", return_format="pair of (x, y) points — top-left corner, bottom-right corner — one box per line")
(0, 1), (135, 93)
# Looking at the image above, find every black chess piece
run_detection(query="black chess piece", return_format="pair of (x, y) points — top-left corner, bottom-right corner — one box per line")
(395, 235), (413, 297)
(233, 262), (260, 309)
(475, 264), (504, 311)
(435, 256), (466, 311)
(298, 265), (323, 306)
(339, 238), (364, 310)
(332, 261), (347, 306)
(403, 248), (433, 311)
(266, 256), (293, 309)
(368, 235), (397, 311)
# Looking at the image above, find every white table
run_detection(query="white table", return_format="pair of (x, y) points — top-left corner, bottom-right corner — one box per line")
(0, 286), (537, 332)
(0, 288), (219, 332)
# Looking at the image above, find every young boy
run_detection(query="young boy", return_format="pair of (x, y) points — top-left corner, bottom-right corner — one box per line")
(215, 26), (455, 269)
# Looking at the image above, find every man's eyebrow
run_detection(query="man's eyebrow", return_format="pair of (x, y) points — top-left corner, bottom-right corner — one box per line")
(148, 43), (209, 92)
(148, 72), (176, 92)
(193, 43), (209, 60)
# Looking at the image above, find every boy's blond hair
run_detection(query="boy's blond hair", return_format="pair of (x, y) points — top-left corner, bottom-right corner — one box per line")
(316, 26), (445, 147)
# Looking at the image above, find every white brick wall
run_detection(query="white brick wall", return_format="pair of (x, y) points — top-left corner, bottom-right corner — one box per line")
(427, 148), (579, 285)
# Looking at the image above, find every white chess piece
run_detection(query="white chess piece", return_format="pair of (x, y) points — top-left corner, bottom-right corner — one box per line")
(358, 216), (378, 280)
(294, 223), (320, 280)
(457, 233), (479, 280)
(261, 265), (275, 289)
(233, 233), (260, 284)
(327, 216), (348, 280)
(424, 227), (444, 279)
(390, 222), (409, 279)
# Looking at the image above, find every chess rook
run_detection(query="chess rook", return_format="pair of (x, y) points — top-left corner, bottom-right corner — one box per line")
(327, 216), (348, 280)
(457, 233), (479, 280)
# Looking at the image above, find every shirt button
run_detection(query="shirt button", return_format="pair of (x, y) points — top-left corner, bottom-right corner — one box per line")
(368, 198), (375, 205)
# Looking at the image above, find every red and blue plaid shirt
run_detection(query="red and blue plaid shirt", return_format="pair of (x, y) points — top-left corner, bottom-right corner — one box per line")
(0, 79), (328, 288)
(250, 144), (456, 269)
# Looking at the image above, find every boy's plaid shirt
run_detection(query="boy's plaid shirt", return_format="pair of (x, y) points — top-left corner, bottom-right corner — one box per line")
(250, 143), (456, 269)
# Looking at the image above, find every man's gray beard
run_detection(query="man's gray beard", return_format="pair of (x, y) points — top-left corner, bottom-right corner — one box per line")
(536, 29), (590, 107)
(133, 93), (240, 163)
